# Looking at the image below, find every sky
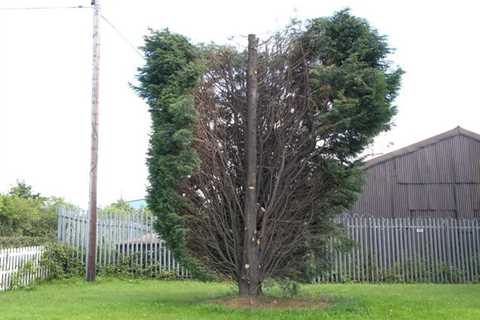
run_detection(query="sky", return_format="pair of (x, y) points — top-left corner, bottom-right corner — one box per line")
(1, 0), (479, 208)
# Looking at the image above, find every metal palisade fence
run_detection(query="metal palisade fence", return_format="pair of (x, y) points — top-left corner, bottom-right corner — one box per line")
(58, 209), (480, 283)
(0, 246), (47, 291)
(317, 216), (480, 283)
(57, 208), (189, 278)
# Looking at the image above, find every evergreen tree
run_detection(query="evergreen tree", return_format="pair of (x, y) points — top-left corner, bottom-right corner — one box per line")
(135, 10), (402, 296)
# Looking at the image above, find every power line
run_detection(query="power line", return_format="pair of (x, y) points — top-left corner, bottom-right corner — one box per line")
(0, 5), (90, 11)
(100, 14), (144, 59)
(1, 3), (143, 60)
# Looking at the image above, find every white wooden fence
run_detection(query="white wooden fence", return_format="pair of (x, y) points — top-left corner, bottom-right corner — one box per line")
(0, 246), (46, 291)
(317, 216), (480, 283)
(57, 208), (189, 277)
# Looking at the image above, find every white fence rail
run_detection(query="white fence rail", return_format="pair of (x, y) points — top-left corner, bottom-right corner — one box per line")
(0, 246), (46, 291)
(57, 209), (189, 277)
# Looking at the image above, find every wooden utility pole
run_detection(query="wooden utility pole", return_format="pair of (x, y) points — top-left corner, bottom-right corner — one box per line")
(86, 0), (101, 282)
(241, 34), (259, 296)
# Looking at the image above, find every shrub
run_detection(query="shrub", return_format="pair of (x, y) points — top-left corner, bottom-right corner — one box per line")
(40, 243), (84, 279)
(0, 236), (51, 248)
(39, 243), (185, 281)
(263, 278), (301, 298)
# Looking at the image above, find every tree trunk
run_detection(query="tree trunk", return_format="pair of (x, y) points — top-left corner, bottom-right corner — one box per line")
(238, 279), (250, 297)
(238, 279), (263, 297)
(240, 34), (260, 297)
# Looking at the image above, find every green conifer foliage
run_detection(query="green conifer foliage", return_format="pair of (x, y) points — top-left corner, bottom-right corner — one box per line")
(134, 30), (203, 276)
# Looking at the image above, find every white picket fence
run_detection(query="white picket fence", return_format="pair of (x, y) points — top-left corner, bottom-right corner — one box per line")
(57, 208), (189, 277)
(0, 246), (47, 291)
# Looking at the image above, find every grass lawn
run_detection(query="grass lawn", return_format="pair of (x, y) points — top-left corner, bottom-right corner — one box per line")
(1, 279), (479, 320)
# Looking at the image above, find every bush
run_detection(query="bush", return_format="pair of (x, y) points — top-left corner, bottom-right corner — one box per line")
(39, 243), (185, 281)
(263, 278), (301, 298)
(97, 253), (179, 279)
(0, 181), (78, 241)
(40, 243), (84, 279)
(0, 236), (52, 248)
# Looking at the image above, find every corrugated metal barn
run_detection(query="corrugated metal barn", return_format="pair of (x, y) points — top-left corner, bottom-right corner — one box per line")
(352, 127), (480, 218)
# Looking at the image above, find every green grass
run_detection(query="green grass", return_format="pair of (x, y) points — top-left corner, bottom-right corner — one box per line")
(1, 279), (479, 319)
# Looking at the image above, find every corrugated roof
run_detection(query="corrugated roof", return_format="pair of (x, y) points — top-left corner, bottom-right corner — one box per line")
(365, 126), (480, 169)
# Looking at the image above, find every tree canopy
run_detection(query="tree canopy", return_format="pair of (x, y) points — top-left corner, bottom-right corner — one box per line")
(101, 199), (137, 215)
(135, 9), (402, 295)
(0, 181), (78, 247)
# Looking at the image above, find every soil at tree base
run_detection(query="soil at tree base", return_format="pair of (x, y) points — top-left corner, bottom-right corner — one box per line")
(211, 296), (329, 310)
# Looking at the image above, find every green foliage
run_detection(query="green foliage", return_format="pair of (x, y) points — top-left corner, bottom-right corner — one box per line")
(379, 260), (471, 284)
(316, 255), (479, 284)
(100, 199), (145, 216)
(301, 9), (403, 160)
(99, 255), (178, 280)
(133, 30), (204, 278)
(38, 243), (185, 281)
(304, 239), (356, 282)
(0, 194), (45, 237)
(0, 236), (52, 248)
(40, 243), (84, 279)
(0, 182), (78, 244)
(0, 194), (58, 239)
(8, 180), (43, 200)
(263, 278), (301, 298)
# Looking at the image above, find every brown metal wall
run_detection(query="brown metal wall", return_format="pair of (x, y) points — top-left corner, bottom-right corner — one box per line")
(352, 135), (480, 218)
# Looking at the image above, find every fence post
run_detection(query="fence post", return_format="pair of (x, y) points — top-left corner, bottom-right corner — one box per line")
(53, 210), (480, 284)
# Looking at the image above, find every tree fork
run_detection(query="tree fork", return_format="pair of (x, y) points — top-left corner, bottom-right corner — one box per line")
(240, 34), (260, 297)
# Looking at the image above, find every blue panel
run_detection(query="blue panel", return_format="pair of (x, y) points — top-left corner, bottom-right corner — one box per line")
(127, 199), (146, 209)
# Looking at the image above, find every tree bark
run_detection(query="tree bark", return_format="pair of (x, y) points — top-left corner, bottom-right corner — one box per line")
(240, 34), (260, 297)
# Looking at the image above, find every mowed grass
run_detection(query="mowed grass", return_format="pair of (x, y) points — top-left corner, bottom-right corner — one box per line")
(1, 279), (479, 320)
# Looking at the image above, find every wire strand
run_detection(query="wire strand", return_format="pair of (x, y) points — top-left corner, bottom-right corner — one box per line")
(100, 14), (144, 59)
(1, 4), (144, 60)
(0, 5), (90, 11)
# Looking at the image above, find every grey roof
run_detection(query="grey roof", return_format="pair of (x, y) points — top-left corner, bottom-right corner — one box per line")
(365, 126), (480, 169)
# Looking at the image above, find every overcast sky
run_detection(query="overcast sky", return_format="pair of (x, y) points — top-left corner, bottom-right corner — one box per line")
(1, 0), (479, 207)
